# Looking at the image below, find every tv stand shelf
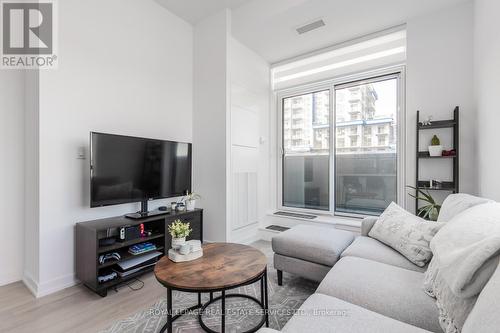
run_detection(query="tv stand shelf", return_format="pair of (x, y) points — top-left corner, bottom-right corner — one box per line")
(76, 209), (203, 297)
(97, 233), (165, 254)
(97, 246), (166, 269)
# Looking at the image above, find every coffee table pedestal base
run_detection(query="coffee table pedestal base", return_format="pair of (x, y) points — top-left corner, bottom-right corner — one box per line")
(159, 269), (269, 333)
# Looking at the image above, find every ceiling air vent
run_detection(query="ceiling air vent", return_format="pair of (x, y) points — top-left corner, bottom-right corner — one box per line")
(296, 19), (325, 35)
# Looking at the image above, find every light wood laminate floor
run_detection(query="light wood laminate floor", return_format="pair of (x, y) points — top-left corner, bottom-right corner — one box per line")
(0, 272), (168, 333)
(0, 241), (271, 333)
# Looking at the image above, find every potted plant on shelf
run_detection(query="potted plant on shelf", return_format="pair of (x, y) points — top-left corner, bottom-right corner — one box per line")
(184, 192), (201, 211)
(407, 186), (441, 221)
(428, 135), (443, 157)
(168, 219), (192, 249)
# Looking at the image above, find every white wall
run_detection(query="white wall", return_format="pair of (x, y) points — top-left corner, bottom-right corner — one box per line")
(193, 10), (231, 242)
(27, 0), (193, 296)
(192, 11), (272, 244)
(23, 70), (40, 292)
(406, 1), (475, 209)
(229, 37), (270, 243)
(474, 0), (500, 201)
(0, 71), (24, 286)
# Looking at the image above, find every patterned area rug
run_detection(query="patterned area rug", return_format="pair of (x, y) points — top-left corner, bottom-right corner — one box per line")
(100, 241), (318, 333)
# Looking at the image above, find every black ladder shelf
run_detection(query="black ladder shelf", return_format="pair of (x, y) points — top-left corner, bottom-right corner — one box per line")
(415, 106), (459, 212)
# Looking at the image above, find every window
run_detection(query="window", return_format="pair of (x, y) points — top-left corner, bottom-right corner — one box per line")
(279, 71), (403, 216)
(335, 77), (398, 215)
(282, 90), (330, 211)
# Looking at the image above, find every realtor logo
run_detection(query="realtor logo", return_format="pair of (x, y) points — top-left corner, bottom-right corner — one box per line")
(1, 0), (57, 69)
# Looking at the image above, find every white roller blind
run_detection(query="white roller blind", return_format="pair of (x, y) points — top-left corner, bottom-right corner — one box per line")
(272, 29), (406, 90)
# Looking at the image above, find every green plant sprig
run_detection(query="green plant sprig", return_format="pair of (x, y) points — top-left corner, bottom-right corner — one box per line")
(406, 185), (441, 221)
(185, 192), (201, 201)
(168, 219), (192, 238)
(431, 135), (441, 146)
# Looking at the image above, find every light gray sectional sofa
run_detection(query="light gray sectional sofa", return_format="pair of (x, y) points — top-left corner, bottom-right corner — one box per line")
(263, 195), (500, 333)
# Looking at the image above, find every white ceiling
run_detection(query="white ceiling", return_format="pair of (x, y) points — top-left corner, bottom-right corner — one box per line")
(154, 0), (250, 24)
(155, 0), (470, 63)
(231, 0), (470, 63)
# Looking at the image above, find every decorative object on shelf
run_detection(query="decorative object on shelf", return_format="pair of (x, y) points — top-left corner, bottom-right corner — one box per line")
(184, 191), (201, 211)
(428, 135), (443, 157)
(168, 240), (203, 262)
(168, 219), (192, 249)
(407, 185), (441, 221)
(421, 115), (433, 126)
(442, 149), (456, 157)
(179, 243), (191, 255)
(170, 202), (177, 211)
(176, 202), (186, 212)
(429, 180), (443, 189)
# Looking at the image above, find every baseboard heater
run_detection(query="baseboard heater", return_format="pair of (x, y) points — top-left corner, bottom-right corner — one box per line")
(273, 211), (317, 219)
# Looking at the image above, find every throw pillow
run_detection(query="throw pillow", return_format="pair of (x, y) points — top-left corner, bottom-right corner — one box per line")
(368, 202), (444, 267)
(438, 193), (493, 222)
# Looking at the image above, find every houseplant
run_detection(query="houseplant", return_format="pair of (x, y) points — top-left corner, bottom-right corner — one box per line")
(168, 219), (192, 249)
(428, 135), (443, 157)
(407, 186), (441, 221)
(184, 192), (201, 211)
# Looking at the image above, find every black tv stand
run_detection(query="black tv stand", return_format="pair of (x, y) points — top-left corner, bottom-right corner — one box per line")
(76, 209), (203, 297)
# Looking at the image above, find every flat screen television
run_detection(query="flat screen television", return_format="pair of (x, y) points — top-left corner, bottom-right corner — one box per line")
(90, 132), (192, 217)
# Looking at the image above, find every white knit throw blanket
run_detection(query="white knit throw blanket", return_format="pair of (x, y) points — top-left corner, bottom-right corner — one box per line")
(424, 202), (500, 333)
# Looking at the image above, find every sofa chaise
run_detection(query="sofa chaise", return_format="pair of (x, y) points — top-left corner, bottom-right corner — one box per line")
(262, 194), (499, 333)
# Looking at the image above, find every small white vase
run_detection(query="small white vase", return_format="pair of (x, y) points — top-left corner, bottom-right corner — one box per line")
(171, 237), (186, 250)
(186, 200), (196, 211)
(428, 145), (443, 157)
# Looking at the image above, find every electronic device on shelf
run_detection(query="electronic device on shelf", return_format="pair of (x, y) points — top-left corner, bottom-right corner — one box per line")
(114, 251), (162, 278)
(118, 225), (141, 242)
(98, 252), (121, 264)
(99, 237), (116, 247)
(89, 132), (192, 219)
(98, 272), (118, 284)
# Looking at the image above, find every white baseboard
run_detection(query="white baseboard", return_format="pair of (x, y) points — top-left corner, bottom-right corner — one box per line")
(22, 272), (38, 296)
(0, 271), (22, 287)
(23, 272), (78, 298)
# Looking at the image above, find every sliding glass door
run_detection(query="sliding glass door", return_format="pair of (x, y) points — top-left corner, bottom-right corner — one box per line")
(334, 76), (399, 215)
(282, 90), (330, 211)
(279, 70), (403, 216)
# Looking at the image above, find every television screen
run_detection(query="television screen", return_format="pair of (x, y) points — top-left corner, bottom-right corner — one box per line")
(90, 132), (192, 207)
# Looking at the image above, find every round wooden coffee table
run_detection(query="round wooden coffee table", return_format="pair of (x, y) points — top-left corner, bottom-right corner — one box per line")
(154, 243), (269, 333)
